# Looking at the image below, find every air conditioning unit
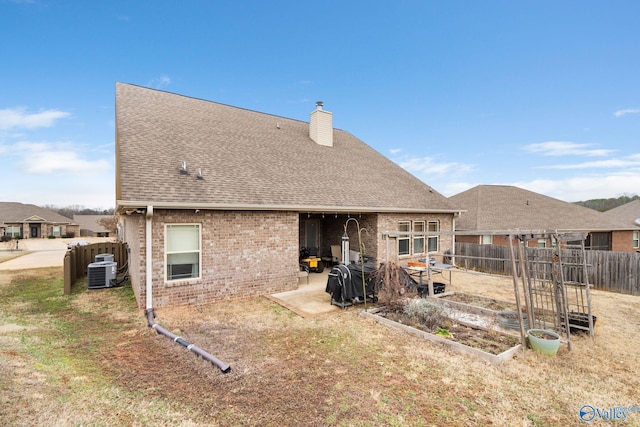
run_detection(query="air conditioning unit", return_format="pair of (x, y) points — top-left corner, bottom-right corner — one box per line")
(87, 261), (117, 289)
(95, 253), (114, 263)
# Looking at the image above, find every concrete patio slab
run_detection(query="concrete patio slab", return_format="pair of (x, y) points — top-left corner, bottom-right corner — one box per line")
(266, 271), (341, 318)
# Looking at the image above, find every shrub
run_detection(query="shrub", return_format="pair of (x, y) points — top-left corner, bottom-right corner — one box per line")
(372, 262), (417, 304)
(403, 298), (449, 332)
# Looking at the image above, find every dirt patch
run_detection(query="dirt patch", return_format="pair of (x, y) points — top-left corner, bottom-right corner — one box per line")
(439, 292), (517, 312)
(374, 300), (519, 355)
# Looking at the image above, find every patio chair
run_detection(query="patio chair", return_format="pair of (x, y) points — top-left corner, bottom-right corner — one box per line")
(322, 245), (341, 267)
(298, 263), (310, 285)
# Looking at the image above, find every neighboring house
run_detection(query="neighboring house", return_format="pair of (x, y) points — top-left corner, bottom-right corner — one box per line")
(73, 215), (114, 237)
(0, 202), (79, 239)
(449, 185), (638, 251)
(115, 83), (462, 308)
(603, 200), (640, 252)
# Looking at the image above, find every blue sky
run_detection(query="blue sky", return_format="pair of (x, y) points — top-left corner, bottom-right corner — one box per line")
(1, 1), (639, 209)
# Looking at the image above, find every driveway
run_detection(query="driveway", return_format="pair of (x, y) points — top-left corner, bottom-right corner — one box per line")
(0, 238), (110, 271)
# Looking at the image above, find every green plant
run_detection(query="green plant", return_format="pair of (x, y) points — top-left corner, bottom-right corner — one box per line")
(435, 328), (451, 337)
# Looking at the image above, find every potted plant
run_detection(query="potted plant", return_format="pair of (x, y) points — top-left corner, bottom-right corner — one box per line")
(527, 329), (560, 355)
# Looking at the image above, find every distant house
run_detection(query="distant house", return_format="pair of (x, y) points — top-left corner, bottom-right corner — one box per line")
(603, 200), (640, 252)
(0, 202), (79, 239)
(449, 185), (638, 251)
(115, 83), (462, 308)
(72, 215), (113, 237)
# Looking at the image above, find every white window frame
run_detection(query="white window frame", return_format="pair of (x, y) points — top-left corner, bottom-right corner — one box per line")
(165, 223), (201, 281)
(50, 226), (62, 237)
(5, 226), (21, 238)
(537, 239), (547, 248)
(398, 221), (410, 256)
(413, 221), (426, 255)
(481, 234), (493, 245)
(633, 231), (639, 249)
(427, 221), (439, 253)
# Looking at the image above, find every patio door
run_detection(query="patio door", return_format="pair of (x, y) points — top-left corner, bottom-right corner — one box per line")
(303, 219), (320, 250)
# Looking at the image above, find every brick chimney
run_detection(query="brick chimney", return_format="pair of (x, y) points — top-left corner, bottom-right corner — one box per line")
(309, 101), (333, 147)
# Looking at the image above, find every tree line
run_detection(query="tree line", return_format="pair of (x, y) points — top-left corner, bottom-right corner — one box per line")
(574, 194), (639, 212)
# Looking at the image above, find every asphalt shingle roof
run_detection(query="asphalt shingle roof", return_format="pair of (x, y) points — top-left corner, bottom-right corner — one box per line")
(450, 185), (635, 232)
(0, 202), (74, 224)
(603, 199), (640, 228)
(73, 215), (111, 233)
(115, 83), (459, 213)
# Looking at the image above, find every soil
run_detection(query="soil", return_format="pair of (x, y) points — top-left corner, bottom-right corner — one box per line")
(376, 302), (519, 355)
(439, 292), (517, 312)
(529, 330), (558, 340)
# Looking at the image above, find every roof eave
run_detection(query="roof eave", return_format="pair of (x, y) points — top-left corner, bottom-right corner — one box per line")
(116, 200), (463, 215)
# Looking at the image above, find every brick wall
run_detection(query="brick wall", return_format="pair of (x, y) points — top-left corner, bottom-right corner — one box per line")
(124, 209), (299, 309)
(611, 230), (637, 252)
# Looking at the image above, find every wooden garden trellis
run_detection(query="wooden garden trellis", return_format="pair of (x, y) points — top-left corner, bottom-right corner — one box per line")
(508, 232), (595, 352)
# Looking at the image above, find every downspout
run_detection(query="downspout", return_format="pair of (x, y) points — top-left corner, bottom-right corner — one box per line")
(143, 205), (231, 373)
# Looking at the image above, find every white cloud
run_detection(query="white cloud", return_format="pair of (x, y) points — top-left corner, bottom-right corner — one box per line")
(389, 148), (402, 155)
(515, 172), (640, 202)
(9, 141), (111, 175)
(397, 155), (475, 177)
(536, 155), (640, 170)
(523, 141), (614, 157)
(0, 107), (70, 130)
(148, 75), (171, 89)
(614, 108), (640, 117)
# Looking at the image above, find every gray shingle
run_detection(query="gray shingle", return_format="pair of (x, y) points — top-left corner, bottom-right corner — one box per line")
(603, 199), (640, 228)
(115, 83), (459, 213)
(0, 202), (74, 224)
(450, 185), (634, 232)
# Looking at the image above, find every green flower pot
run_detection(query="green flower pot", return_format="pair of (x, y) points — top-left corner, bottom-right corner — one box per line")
(527, 329), (560, 355)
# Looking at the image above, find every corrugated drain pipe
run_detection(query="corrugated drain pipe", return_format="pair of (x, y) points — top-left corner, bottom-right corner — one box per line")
(144, 205), (231, 374)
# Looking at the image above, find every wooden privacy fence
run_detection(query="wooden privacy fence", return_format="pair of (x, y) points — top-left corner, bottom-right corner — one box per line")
(455, 242), (640, 296)
(64, 242), (128, 295)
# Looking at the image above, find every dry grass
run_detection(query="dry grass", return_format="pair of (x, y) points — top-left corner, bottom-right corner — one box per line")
(1, 267), (639, 426)
(0, 251), (28, 264)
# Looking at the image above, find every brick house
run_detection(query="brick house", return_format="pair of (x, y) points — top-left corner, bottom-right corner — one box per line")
(603, 200), (640, 252)
(0, 202), (79, 239)
(73, 215), (114, 237)
(115, 83), (462, 308)
(450, 185), (639, 251)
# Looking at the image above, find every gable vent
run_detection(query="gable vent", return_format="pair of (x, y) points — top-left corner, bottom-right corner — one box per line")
(309, 101), (333, 147)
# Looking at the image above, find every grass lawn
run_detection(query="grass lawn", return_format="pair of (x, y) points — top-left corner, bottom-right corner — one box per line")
(1, 267), (639, 426)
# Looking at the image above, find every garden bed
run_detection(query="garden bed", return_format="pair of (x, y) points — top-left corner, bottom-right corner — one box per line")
(362, 302), (522, 364)
(432, 292), (518, 314)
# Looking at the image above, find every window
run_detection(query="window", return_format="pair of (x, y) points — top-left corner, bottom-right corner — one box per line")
(166, 224), (201, 281)
(634, 231), (639, 249)
(413, 221), (425, 254)
(50, 226), (62, 237)
(537, 239), (547, 248)
(428, 221), (439, 252)
(5, 226), (21, 238)
(398, 221), (410, 256)
(481, 234), (492, 245)
(398, 220), (439, 256)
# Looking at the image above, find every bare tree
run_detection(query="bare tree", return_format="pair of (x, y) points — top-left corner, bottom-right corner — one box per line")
(97, 216), (118, 234)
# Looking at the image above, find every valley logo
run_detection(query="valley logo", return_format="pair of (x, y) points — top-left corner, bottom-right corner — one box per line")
(579, 405), (640, 422)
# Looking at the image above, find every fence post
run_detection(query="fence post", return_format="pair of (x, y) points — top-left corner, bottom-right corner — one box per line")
(63, 252), (72, 295)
